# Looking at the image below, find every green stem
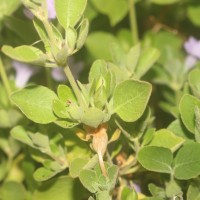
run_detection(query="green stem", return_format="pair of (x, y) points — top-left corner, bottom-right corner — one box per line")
(42, 19), (59, 57)
(64, 66), (86, 109)
(45, 68), (53, 89)
(0, 57), (12, 98)
(129, 0), (139, 44)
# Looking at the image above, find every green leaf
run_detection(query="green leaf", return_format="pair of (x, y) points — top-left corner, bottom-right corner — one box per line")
(96, 191), (111, 200)
(11, 85), (58, 124)
(55, 0), (87, 28)
(57, 84), (77, 103)
(69, 158), (88, 178)
(77, 18), (89, 50)
(126, 44), (141, 74)
(113, 80), (152, 122)
(148, 183), (166, 198)
(179, 94), (200, 134)
(0, 181), (26, 200)
(2, 45), (45, 64)
(149, 129), (185, 152)
(187, 6), (200, 27)
(89, 59), (107, 82)
(188, 69), (200, 98)
(138, 146), (173, 174)
(91, 0), (128, 26)
(187, 182), (200, 200)
(82, 107), (104, 128)
(31, 132), (50, 150)
(0, 109), (22, 128)
(33, 176), (85, 200)
(135, 48), (160, 78)
(86, 32), (118, 60)
(11, 126), (34, 147)
(174, 143), (200, 180)
(65, 27), (77, 53)
(79, 169), (98, 193)
(121, 186), (138, 200)
(150, 0), (180, 5)
(52, 99), (70, 118)
(0, 0), (20, 20)
(34, 167), (58, 182)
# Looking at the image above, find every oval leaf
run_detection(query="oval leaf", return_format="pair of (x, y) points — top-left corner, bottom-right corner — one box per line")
(138, 146), (173, 174)
(113, 80), (152, 122)
(55, 0), (87, 28)
(174, 143), (200, 180)
(179, 94), (200, 134)
(2, 45), (45, 64)
(11, 85), (58, 124)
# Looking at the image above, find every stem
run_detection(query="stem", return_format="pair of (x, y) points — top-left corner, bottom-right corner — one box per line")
(64, 66), (86, 109)
(45, 68), (53, 89)
(98, 151), (107, 177)
(0, 57), (12, 98)
(129, 0), (139, 44)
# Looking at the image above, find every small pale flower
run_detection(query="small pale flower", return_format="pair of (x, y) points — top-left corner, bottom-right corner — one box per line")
(46, 0), (56, 19)
(51, 57), (84, 82)
(184, 37), (200, 69)
(24, 0), (56, 20)
(51, 67), (66, 82)
(12, 61), (40, 88)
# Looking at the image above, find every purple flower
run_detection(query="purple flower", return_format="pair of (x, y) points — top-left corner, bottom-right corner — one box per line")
(24, 0), (56, 20)
(51, 57), (84, 82)
(46, 0), (56, 19)
(12, 61), (40, 88)
(184, 37), (200, 69)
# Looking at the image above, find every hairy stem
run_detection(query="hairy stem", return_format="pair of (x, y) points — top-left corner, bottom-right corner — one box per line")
(129, 0), (139, 44)
(45, 68), (53, 89)
(0, 57), (12, 99)
(64, 66), (86, 109)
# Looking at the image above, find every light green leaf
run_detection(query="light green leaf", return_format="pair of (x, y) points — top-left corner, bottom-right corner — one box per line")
(79, 169), (98, 193)
(0, 109), (22, 128)
(96, 191), (111, 200)
(82, 107), (104, 128)
(148, 183), (166, 198)
(187, 6), (200, 27)
(69, 158), (88, 178)
(89, 59), (107, 82)
(0, 0), (21, 20)
(33, 176), (85, 200)
(126, 44), (141, 74)
(86, 32), (118, 60)
(57, 84), (77, 103)
(135, 48), (160, 78)
(31, 132), (50, 150)
(77, 18), (89, 50)
(2, 45), (45, 64)
(149, 129), (185, 152)
(33, 19), (51, 52)
(138, 146), (173, 174)
(34, 167), (58, 182)
(0, 181), (26, 200)
(187, 182), (200, 200)
(11, 126), (34, 147)
(179, 94), (200, 134)
(121, 186), (138, 200)
(174, 143), (200, 180)
(188, 69), (200, 98)
(150, 0), (180, 5)
(113, 80), (152, 122)
(65, 27), (77, 53)
(52, 99), (70, 118)
(55, 0), (87, 28)
(11, 85), (58, 124)
(91, 0), (128, 26)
